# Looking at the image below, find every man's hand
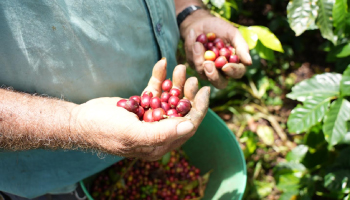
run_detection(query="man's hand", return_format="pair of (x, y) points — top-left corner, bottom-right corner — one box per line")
(180, 9), (252, 89)
(71, 59), (210, 161)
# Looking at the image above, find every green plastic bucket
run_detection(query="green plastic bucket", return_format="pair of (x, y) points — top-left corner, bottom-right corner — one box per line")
(80, 108), (247, 200)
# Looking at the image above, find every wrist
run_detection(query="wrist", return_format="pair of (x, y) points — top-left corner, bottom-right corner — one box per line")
(179, 9), (212, 38)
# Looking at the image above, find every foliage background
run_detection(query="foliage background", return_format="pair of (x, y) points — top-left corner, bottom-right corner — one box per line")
(176, 0), (350, 199)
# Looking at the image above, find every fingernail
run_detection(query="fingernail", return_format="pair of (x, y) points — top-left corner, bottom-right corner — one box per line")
(193, 42), (202, 55)
(177, 121), (194, 138)
(204, 62), (214, 74)
(161, 57), (166, 60)
(245, 52), (252, 65)
(189, 29), (195, 40)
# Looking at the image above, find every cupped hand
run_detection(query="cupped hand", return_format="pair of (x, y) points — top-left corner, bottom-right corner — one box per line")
(70, 58), (210, 161)
(180, 9), (252, 89)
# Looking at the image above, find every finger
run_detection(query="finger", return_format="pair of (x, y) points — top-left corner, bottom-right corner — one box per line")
(187, 86), (210, 129)
(135, 118), (195, 147)
(142, 58), (167, 97)
(203, 61), (228, 89)
(184, 77), (199, 102)
(184, 29), (196, 67)
(172, 64), (187, 97)
(230, 29), (252, 66)
(222, 63), (246, 79)
(192, 42), (206, 75)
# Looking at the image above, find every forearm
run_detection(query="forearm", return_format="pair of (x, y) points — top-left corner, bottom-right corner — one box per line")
(0, 88), (80, 151)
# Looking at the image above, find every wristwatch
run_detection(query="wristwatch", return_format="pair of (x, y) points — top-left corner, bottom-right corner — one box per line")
(177, 5), (202, 27)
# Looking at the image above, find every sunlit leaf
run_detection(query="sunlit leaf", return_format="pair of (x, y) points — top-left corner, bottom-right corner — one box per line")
(210, 0), (225, 8)
(287, 73), (341, 102)
(288, 96), (331, 134)
(286, 145), (309, 163)
(287, 0), (318, 36)
(323, 98), (350, 147)
(340, 65), (350, 97)
(316, 0), (336, 43)
(249, 26), (284, 52)
(238, 26), (258, 49)
(333, 0), (348, 28)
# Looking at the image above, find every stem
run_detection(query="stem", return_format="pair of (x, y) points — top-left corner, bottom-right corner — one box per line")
(266, 115), (288, 142)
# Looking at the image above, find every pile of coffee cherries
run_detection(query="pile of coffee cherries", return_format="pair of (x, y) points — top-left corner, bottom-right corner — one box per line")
(117, 79), (192, 122)
(196, 32), (240, 69)
(91, 149), (209, 200)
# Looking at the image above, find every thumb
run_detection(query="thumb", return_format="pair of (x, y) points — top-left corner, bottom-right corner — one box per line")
(137, 118), (195, 147)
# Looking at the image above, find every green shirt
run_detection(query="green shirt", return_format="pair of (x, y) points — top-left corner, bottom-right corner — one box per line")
(0, 0), (180, 198)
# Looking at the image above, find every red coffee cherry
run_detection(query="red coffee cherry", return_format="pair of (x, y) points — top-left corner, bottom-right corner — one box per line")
(168, 96), (180, 108)
(176, 99), (191, 116)
(143, 109), (154, 122)
(214, 56), (228, 69)
(169, 88), (181, 97)
(116, 99), (127, 108)
(196, 33), (207, 44)
(150, 97), (161, 109)
(162, 80), (173, 92)
(152, 108), (166, 121)
(229, 54), (240, 63)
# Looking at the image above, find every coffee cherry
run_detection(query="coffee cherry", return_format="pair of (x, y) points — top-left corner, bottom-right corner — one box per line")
(161, 102), (170, 112)
(215, 56), (228, 69)
(219, 48), (231, 60)
(161, 92), (171, 102)
(150, 97), (161, 109)
(206, 42), (214, 50)
(167, 109), (177, 116)
(229, 54), (240, 63)
(206, 32), (216, 42)
(130, 96), (141, 104)
(176, 99), (191, 116)
(124, 99), (139, 113)
(137, 106), (145, 119)
(215, 40), (225, 49)
(152, 108), (166, 121)
(141, 95), (151, 109)
(143, 109), (154, 122)
(117, 99), (127, 108)
(168, 114), (181, 118)
(169, 88), (181, 97)
(168, 96), (180, 108)
(162, 79), (172, 92)
(196, 33), (207, 44)
(142, 91), (153, 98)
(204, 50), (216, 61)
(210, 47), (220, 58)
(213, 37), (224, 45)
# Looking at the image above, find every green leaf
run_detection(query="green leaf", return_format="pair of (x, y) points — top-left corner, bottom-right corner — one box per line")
(333, 0), (348, 28)
(255, 40), (275, 61)
(324, 170), (350, 193)
(341, 65), (350, 96)
(256, 125), (274, 145)
(323, 98), (350, 147)
(288, 96), (331, 133)
(316, 0), (336, 43)
(238, 26), (258, 50)
(287, 73), (341, 101)
(162, 152), (171, 165)
(275, 162), (306, 192)
(253, 180), (274, 198)
(327, 43), (350, 59)
(222, 2), (232, 19)
(286, 145), (309, 163)
(248, 26), (284, 52)
(287, 0), (318, 36)
(210, 0), (225, 8)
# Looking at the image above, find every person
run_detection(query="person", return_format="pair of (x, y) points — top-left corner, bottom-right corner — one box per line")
(0, 0), (251, 199)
